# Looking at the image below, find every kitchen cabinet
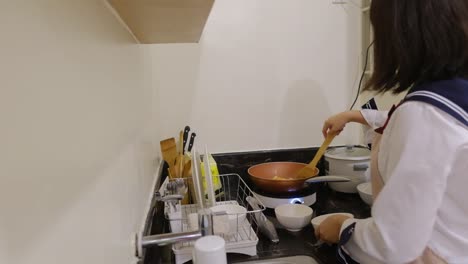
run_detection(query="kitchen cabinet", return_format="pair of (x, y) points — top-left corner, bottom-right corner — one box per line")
(107, 0), (215, 43)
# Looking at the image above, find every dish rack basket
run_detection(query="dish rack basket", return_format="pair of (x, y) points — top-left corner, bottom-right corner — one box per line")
(162, 173), (266, 264)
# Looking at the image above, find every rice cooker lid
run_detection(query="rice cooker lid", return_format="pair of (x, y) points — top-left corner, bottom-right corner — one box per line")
(325, 146), (371, 161)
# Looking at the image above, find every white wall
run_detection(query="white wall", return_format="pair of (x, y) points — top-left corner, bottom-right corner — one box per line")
(0, 1), (158, 264)
(151, 0), (366, 153)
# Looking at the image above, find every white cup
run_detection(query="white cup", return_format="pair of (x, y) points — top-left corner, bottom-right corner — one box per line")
(212, 213), (230, 235)
(188, 213), (199, 231)
(192, 236), (227, 264)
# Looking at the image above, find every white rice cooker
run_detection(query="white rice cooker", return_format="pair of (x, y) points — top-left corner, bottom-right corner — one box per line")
(324, 146), (371, 193)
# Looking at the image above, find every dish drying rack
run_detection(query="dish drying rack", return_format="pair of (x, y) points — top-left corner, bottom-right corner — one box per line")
(161, 173), (266, 264)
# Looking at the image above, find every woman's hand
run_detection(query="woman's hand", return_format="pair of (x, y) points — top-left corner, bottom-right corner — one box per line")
(322, 112), (351, 137)
(322, 110), (367, 137)
(314, 214), (352, 244)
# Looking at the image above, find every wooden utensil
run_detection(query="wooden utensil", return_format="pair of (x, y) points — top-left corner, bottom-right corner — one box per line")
(178, 130), (184, 154)
(160, 137), (177, 179)
(174, 155), (181, 178)
(173, 130), (185, 178)
(296, 132), (337, 179)
(183, 160), (192, 177)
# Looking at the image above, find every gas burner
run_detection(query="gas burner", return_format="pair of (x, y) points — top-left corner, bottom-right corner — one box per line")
(253, 191), (316, 209)
(252, 185), (317, 209)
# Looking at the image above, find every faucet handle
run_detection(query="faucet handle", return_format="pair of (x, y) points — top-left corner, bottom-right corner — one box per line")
(155, 191), (184, 202)
(155, 191), (163, 200)
(164, 194), (184, 201)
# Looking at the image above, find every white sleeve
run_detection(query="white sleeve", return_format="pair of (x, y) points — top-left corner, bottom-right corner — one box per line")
(341, 103), (456, 263)
(360, 109), (389, 129)
(360, 110), (389, 144)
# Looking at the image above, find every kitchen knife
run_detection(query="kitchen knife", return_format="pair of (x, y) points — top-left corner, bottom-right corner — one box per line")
(187, 133), (196, 152)
(182, 126), (190, 154)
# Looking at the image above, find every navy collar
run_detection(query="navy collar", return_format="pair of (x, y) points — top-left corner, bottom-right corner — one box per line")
(405, 78), (468, 126)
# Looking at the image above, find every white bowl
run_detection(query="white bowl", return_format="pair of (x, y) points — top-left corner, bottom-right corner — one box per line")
(357, 182), (373, 205)
(311, 212), (354, 230)
(275, 204), (313, 232)
(210, 204), (247, 234)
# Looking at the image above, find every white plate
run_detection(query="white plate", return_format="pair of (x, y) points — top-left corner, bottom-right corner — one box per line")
(311, 212), (354, 230)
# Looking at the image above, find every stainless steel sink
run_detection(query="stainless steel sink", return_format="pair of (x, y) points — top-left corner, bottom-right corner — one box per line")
(234, 255), (319, 264)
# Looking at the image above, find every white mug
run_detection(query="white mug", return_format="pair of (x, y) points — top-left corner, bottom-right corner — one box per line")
(192, 236), (227, 264)
(188, 213), (199, 231)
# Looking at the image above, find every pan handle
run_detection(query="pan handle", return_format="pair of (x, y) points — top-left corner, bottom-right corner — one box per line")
(305, 176), (351, 184)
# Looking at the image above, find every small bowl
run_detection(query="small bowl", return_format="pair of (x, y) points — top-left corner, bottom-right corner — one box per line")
(357, 182), (373, 205)
(210, 204), (247, 234)
(275, 204), (313, 232)
(311, 212), (354, 230)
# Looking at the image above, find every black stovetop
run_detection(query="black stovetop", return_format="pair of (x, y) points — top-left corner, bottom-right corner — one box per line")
(141, 147), (371, 264)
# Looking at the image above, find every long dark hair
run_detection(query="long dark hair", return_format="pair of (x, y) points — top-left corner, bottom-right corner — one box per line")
(366, 0), (468, 94)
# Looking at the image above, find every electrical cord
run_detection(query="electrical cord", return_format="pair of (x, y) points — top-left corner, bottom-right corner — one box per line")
(349, 42), (374, 110)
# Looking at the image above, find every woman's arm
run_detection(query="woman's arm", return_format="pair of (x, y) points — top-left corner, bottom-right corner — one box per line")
(322, 110), (388, 137)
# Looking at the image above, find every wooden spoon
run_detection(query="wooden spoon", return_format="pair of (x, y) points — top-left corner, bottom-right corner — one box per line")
(174, 155), (182, 178)
(177, 130), (185, 177)
(178, 130), (184, 154)
(160, 137), (177, 179)
(296, 132), (337, 179)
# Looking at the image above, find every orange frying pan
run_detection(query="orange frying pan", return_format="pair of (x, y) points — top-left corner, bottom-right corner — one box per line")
(248, 133), (345, 193)
(248, 162), (317, 193)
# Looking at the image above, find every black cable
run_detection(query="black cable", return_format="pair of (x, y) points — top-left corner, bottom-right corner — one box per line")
(349, 42), (374, 110)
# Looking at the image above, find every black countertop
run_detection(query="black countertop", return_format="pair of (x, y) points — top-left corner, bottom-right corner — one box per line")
(227, 186), (371, 264)
(142, 147), (371, 264)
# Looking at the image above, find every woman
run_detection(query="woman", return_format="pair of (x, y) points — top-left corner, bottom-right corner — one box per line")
(316, 0), (468, 263)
